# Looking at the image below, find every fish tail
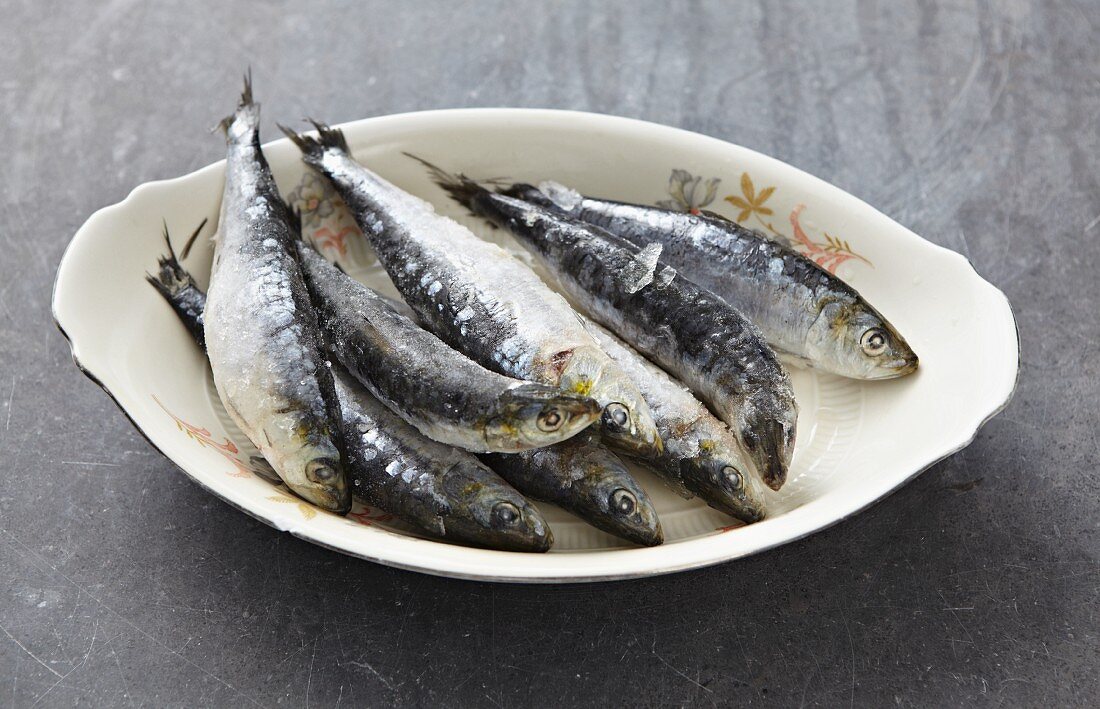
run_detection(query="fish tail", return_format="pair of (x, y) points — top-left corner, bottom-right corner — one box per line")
(279, 120), (350, 169)
(216, 68), (259, 143)
(403, 152), (489, 215)
(178, 217), (206, 260)
(146, 219), (206, 297)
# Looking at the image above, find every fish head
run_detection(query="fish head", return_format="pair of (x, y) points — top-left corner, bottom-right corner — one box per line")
(815, 299), (919, 379)
(679, 443), (767, 523)
(734, 393), (798, 492)
(564, 440), (663, 546)
(282, 452), (351, 514)
(483, 384), (601, 451)
(558, 346), (663, 458)
(441, 460), (553, 552)
(274, 414), (352, 514)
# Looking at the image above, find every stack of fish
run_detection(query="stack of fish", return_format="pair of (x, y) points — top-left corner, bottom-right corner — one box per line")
(147, 76), (918, 552)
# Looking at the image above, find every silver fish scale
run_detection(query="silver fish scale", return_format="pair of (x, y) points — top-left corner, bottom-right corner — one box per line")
(577, 200), (858, 358)
(298, 244), (597, 453)
(584, 320), (710, 462)
(205, 148), (337, 477)
(334, 372), (457, 522)
(498, 200), (790, 420)
(471, 192), (797, 487)
(316, 151), (594, 383)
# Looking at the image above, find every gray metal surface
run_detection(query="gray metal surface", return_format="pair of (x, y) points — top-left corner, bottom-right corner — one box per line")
(3, 1), (1096, 705)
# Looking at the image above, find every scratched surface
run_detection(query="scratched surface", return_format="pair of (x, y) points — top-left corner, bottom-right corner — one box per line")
(1, 0), (1097, 706)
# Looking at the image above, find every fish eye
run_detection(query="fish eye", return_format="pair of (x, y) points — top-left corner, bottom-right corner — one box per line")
(491, 501), (521, 528)
(721, 465), (743, 490)
(860, 328), (888, 356)
(610, 488), (636, 515)
(602, 403), (630, 430)
(537, 407), (564, 432)
(306, 460), (337, 483)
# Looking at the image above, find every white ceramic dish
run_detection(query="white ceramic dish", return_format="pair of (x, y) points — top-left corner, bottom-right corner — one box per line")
(53, 109), (1018, 582)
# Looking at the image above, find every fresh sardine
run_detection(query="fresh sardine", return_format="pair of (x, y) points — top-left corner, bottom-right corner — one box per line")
(582, 318), (765, 522)
(424, 168), (797, 491)
(296, 242), (600, 453)
(508, 181), (918, 380)
(149, 232), (553, 551)
(279, 124), (661, 459)
(334, 370), (552, 551)
(481, 432), (663, 546)
(203, 78), (350, 512)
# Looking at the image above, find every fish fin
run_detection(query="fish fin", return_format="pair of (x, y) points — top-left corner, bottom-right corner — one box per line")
(279, 120), (350, 168)
(178, 218), (207, 260)
(774, 347), (814, 370)
(249, 456), (282, 484)
(217, 69), (259, 142)
(616, 241), (663, 294)
(146, 220), (200, 298)
(403, 152), (489, 216)
(496, 182), (538, 199)
(699, 208), (735, 224)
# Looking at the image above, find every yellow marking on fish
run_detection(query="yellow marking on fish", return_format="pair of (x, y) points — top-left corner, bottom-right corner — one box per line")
(570, 378), (594, 396)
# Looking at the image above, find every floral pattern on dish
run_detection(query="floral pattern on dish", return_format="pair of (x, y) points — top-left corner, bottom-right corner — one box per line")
(658, 169), (871, 274)
(286, 170), (372, 268)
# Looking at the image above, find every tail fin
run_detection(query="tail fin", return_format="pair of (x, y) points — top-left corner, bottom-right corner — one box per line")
(146, 220), (209, 349)
(146, 219), (206, 298)
(178, 217), (205, 260)
(217, 68), (259, 143)
(279, 120), (350, 168)
(403, 152), (489, 215)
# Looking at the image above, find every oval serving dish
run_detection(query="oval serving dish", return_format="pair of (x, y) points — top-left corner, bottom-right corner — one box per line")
(53, 109), (1019, 582)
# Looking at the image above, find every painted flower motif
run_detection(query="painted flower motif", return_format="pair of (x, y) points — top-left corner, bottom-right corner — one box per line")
(787, 204), (871, 272)
(154, 396), (256, 478)
(657, 169), (721, 214)
(724, 173), (776, 223)
(287, 171), (337, 230)
(267, 493), (318, 521)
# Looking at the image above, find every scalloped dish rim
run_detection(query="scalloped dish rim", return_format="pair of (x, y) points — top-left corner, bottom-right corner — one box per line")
(52, 108), (1020, 583)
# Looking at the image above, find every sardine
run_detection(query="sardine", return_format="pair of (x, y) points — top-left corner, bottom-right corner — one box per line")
(334, 370), (552, 551)
(279, 124), (661, 459)
(481, 432), (663, 546)
(508, 181), (918, 380)
(423, 167), (797, 491)
(149, 232), (553, 551)
(582, 318), (765, 522)
(203, 77), (350, 513)
(296, 242), (600, 453)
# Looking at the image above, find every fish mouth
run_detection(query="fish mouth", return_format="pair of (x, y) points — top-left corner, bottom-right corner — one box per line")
(439, 495), (555, 552)
(591, 484), (664, 547)
(479, 501), (555, 552)
(537, 394), (603, 439)
(680, 459), (767, 524)
(516, 504), (555, 552)
(887, 352), (920, 378)
(742, 420), (794, 492)
(290, 483), (352, 515)
(497, 386), (602, 450)
(861, 353), (919, 380)
(707, 489), (766, 524)
(601, 425), (664, 459)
